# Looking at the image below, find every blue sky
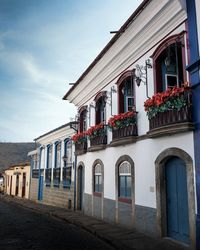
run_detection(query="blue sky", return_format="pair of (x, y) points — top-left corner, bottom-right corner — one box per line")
(0, 0), (142, 142)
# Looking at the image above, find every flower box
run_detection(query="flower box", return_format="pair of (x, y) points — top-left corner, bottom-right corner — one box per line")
(108, 111), (138, 140)
(144, 85), (193, 133)
(86, 123), (107, 147)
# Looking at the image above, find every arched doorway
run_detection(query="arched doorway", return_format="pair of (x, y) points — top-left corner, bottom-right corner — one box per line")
(165, 157), (189, 243)
(77, 165), (84, 210)
(155, 148), (196, 248)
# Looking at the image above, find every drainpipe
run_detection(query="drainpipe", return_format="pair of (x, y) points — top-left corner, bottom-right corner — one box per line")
(73, 150), (77, 211)
(186, 1), (200, 249)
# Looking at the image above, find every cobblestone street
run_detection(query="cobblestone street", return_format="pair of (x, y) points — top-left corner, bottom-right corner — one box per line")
(0, 197), (113, 250)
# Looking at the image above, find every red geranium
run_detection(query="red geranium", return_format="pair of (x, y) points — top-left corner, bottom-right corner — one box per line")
(86, 122), (105, 138)
(108, 111), (136, 129)
(71, 131), (87, 143)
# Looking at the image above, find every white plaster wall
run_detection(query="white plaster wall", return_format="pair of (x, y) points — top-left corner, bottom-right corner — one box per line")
(78, 131), (194, 209)
(195, 0), (200, 55)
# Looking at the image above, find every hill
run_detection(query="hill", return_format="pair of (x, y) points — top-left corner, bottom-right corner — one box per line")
(0, 142), (35, 173)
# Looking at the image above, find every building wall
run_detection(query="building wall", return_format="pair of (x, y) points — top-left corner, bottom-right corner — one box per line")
(78, 131), (194, 236)
(29, 125), (75, 209)
(42, 182), (74, 209)
(29, 177), (39, 201)
(5, 165), (31, 199)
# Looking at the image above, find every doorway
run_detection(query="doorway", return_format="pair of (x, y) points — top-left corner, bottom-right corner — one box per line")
(165, 157), (189, 244)
(22, 173), (26, 198)
(77, 165), (84, 210)
(15, 175), (19, 196)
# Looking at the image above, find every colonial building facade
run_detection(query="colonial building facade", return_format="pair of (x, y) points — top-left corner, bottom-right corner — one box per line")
(63, 0), (197, 248)
(29, 123), (76, 209)
(4, 163), (31, 199)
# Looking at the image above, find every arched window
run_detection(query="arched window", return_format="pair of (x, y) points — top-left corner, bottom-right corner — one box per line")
(94, 163), (102, 193)
(55, 141), (61, 168)
(94, 92), (107, 125)
(63, 139), (72, 188)
(118, 161), (131, 198)
(79, 106), (87, 132)
(46, 144), (52, 169)
(64, 140), (72, 167)
(152, 34), (186, 92)
(117, 72), (135, 113)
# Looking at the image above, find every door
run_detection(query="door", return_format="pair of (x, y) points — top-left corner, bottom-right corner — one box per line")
(15, 175), (19, 196)
(10, 176), (12, 195)
(165, 157), (190, 244)
(77, 166), (84, 210)
(22, 173), (26, 198)
(38, 175), (43, 201)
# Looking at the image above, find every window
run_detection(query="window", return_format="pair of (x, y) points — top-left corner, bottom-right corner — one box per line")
(46, 145), (52, 169)
(152, 34), (185, 93)
(64, 140), (72, 167)
(94, 92), (106, 125)
(79, 107), (87, 132)
(55, 142), (61, 168)
(63, 140), (72, 188)
(94, 163), (102, 193)
(118, 73), (134, 113)
(118, 161), (131, 198)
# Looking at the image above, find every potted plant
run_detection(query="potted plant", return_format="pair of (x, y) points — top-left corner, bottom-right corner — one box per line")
(71, 131), (87, 144)
(108, 111), (137, 130)
(144, 85), (191, 120)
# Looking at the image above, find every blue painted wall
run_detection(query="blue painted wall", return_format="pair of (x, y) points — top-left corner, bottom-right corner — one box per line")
(186, 1), (200, 249)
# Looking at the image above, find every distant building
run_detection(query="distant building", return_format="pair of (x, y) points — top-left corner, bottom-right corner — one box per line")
(4, 163), (31, 199)
(63, 0), (198, 249)
(28, 122), (76, 209)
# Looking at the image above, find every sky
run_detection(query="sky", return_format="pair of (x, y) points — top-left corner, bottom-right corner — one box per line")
(0, 0), (143, 142)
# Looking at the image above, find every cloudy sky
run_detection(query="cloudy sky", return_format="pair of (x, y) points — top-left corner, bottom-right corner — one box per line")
(0, 0), (142, 142)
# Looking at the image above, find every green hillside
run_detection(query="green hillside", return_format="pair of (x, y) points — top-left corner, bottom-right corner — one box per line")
(0, 142), (35, 172)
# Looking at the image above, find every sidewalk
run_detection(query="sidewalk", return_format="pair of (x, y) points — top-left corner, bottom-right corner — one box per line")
(1, 195), (188, 250)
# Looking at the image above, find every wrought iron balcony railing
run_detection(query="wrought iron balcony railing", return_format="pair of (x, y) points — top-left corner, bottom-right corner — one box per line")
(32, 169), (39, 179)
(112, 123), (138, 140)
(149, 105), (192, 130)
(74, 139), (87, 155)
(45, 168), (51, 186)
(62, 163), (72, 188)
(53, 168), (60, 187)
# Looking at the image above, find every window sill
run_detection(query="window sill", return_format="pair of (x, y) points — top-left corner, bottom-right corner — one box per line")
(109, 136), (137, 147)
(147, 122), (194, 138)
(118, 197), (132, 204)
(93, 192), (102, 197)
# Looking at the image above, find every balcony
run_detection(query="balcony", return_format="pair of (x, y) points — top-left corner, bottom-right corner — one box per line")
(62, 163), (72, 188)
(74, 140), (87, 155)
(109, 111), (138, 147)
(32, 169), (39, 178)
(45, 168), (51, 186)
(53, 168), (60, 187)
(88, 125), (107, 152)
(145, 88), (194, 138)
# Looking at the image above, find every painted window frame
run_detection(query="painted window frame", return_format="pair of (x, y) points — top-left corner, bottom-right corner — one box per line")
(54, 141), (61, 169)
(151, 32), (187, 93)
(63, 139), (72, 188)
(118, 161), (132, 199)
(78, 106), (88, 133)
(94, 91), (107, 125)
(94, 163), (102, 194)
(117, 71), (135, 114)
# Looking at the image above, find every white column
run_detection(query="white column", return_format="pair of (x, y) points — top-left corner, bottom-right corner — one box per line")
(60, 140), (64, 182)
(51, 144), (55, 182)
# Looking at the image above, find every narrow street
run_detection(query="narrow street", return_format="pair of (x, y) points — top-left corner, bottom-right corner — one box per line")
(0, 198), (113, 250)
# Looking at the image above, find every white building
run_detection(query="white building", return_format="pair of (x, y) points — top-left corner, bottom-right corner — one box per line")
(29, 122), (76, 209)
(63, 0), (196, 248)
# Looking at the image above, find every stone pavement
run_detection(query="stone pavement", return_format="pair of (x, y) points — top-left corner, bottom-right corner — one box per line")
(1, 195), (188, 250)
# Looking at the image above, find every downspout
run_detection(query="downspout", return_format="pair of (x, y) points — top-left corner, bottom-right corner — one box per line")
(73, 149), (77, 211)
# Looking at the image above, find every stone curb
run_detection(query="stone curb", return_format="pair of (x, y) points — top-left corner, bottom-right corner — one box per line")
(0, 195), (188, 250)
